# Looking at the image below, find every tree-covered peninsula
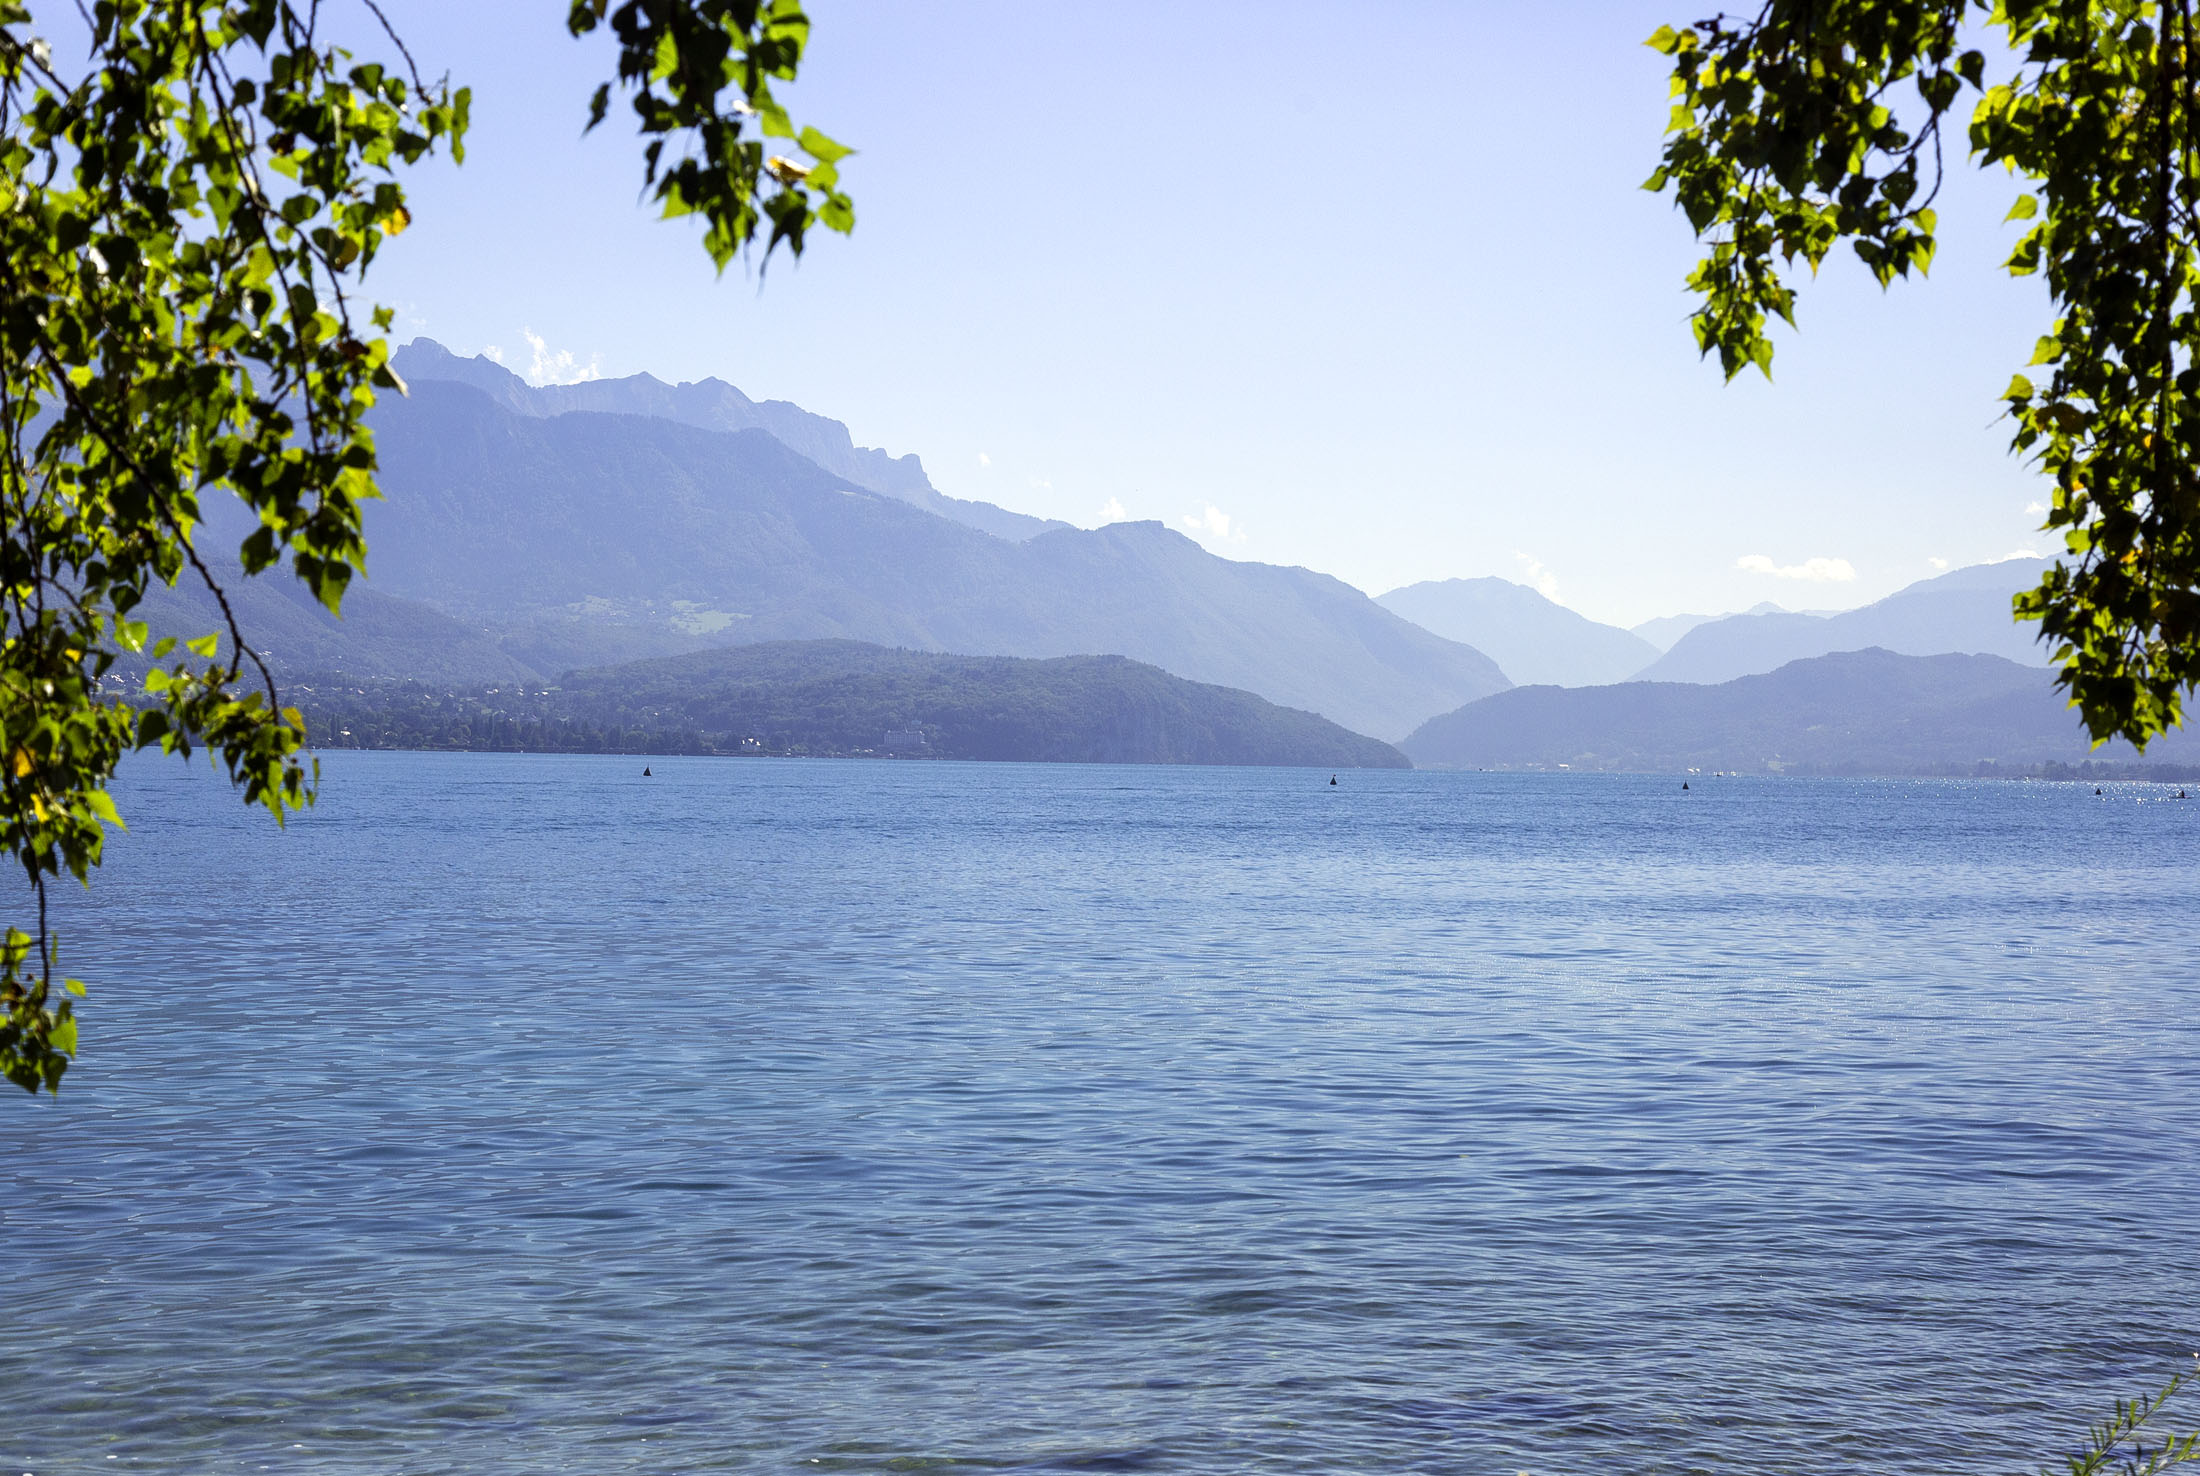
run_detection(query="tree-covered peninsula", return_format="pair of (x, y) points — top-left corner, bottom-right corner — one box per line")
(291, 640), (1409, 769)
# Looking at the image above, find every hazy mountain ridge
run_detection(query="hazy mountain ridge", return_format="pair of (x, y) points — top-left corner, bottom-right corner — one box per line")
(1402, 647), (2200, 773)
(391, 339), (1066, 543)
(1377, 577), (1659, 687)
(1630, 611), (1715, 651)
(1629, 602), (1789, 652)
(1633, 562), (2053, 683)
(336, 380), (1508, 739)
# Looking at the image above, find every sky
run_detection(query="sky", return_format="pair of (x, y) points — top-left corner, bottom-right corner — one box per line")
(322, 0), (2050, 628)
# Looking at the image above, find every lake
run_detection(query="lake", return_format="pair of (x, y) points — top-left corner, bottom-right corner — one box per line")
(6, 753), (2199, 1474)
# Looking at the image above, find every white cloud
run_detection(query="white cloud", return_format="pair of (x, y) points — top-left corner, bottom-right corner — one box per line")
(483, 345), (505, 364)
(977, 452), (992, 469)
(1735, 553), (1857, 582)
(2000, 547), (2043, 561)
(1511, 550), (1559, 600)
(1098, 496), (1126, 523)
(1928, 556), (1949, 570)
(1030, 478), (1052, 490)
(2025, 501), (2047, 516)
(520, 328), (601, 387)
(1179, 504), (1247, 544)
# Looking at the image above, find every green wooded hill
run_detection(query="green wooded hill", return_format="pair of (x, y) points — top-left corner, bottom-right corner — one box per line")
(296, 640), (1410, 768)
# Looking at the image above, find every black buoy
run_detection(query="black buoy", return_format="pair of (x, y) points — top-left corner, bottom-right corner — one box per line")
(1681, 781), (1689, 790)
(1329, 775), (1338, 786)
(643, 766), (652, 777)
(2096, 786), (2103, 795)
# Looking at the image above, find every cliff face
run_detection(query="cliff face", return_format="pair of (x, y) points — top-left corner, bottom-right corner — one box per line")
(389, 339), (1066, 542)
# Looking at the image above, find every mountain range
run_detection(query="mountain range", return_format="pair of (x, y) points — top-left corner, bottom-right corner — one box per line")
(152, 343), (1513, 742)
(1632, 561), (2052, 684)
(135, 340), (2130, 764)
(1401, 647), (2198, 773)
(392, 339), (1066, 543)
(1367, 563), (2058, 694)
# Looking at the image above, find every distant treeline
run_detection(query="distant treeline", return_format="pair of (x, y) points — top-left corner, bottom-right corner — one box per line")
(283, 642), (1411, 768)
(294, 682), (732, 756)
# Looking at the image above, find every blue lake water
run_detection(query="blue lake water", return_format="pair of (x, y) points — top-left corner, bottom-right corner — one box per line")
(6, 753), (2200, 1474)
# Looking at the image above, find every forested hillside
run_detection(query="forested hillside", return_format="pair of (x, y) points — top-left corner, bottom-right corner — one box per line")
(296, 641), (1410, 768)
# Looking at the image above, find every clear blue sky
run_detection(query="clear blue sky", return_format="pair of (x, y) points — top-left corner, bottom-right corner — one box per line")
(346, 0), (2049, 628)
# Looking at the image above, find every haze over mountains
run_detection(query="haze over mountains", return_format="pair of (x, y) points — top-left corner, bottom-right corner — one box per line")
(1402, 648), (2200, 773)
(1633, 560), (2052, 684)
(1377, 578), (1658, 687)
(1629, 603), (1796, 653)
(1368, 561), (2054, 695)
(135, 340), (2169, 770)
(157, 342), (1512, 742)
(1630, 610), (1725, 652)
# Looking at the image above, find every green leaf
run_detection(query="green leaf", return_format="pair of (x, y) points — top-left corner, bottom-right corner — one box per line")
(797, 125), (851, 164)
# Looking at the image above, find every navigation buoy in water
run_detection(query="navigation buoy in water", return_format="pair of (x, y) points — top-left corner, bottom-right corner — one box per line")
(1681, 781), (1689, 791)
(644, 766), (652, 777)
(2096, 787), (2103, 795)
(1330, 775), (1338, 786)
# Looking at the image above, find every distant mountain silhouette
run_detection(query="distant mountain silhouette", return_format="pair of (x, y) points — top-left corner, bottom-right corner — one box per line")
(391, 339), (1066, 543)
(297, 641), (1408, 767)
(1377, 577), (1658, 687)
(1403, 647), (2200, 773)
(304, 377), (1508, 740)
(1630, 603), (1784, 652)
(1630, 562), (2053, 684)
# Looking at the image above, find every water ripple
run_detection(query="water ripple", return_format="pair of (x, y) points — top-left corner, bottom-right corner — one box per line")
(3, 758), (2197, 1474)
